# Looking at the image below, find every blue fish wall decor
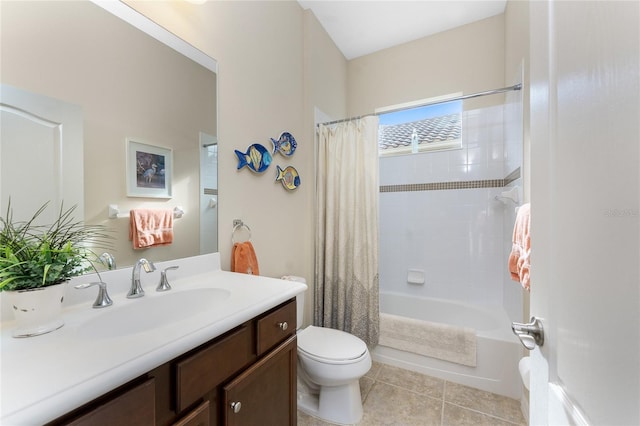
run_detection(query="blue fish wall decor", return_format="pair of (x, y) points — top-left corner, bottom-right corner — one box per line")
(275, 165), (301, 190)
(270, 132), (297, 156)
(235, 143), (272, 173)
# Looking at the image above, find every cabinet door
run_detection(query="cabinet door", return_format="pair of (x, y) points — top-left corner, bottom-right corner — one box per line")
(223, 336), (297, 426)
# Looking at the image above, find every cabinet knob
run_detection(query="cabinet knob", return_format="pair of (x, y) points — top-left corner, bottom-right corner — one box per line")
(278, 321), (288, 331)
(230, 401), (242, 414)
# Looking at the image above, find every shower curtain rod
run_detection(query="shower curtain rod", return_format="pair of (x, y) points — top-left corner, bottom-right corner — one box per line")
(317, 83), (522, 127)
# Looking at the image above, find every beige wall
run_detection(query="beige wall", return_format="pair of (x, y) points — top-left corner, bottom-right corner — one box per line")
(3, 2), (527, 323)
(128, 2), (349, 293)
(133, 3), (528, 326)
(303, 10), (349, 122)
(128, 2), (349, 327)
(347, 14), (505, 116)
(1, 1), (216, 268)
(1, 0), (348, 317)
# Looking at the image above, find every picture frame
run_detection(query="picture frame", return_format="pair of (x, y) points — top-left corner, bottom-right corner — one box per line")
(126, 138), (172, 198)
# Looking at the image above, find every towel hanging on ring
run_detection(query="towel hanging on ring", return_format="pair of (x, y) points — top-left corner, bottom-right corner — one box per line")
(232, 241), (259, 275)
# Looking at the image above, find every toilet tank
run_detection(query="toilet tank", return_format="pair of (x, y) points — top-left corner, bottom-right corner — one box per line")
(282, 276), (306, 330)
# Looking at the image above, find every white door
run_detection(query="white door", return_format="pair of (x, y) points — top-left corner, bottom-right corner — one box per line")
(529, 1), (639, 425)
(0, 85), (84, 223)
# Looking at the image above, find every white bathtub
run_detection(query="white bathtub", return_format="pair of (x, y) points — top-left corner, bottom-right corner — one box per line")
(373, 291), (522, 399)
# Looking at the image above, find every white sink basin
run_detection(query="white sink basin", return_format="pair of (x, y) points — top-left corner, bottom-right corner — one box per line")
(77, 288), (231, 338)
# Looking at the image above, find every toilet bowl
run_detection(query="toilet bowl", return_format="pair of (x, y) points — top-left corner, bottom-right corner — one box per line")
(297, 325), (372, 425)
(283, 276), (371, 425)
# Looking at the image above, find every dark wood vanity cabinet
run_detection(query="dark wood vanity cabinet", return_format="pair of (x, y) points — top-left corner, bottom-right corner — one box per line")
(51, 298), (297, 426)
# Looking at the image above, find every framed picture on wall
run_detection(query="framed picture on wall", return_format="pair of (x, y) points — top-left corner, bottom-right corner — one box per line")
(126, 138), (173, 198)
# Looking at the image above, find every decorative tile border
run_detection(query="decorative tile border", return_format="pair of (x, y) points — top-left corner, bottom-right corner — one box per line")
(380, 167), (521, 193)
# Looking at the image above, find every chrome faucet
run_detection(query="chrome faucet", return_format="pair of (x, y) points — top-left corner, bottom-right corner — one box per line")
(128, 258), (156, 298)
(98, 252), (117, 270)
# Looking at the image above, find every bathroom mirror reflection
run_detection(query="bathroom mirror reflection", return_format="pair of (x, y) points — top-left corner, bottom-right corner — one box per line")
(0, 1), (218, 268)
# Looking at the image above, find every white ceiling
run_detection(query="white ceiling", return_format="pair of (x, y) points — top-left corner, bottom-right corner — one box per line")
(297, 1), (507, 60)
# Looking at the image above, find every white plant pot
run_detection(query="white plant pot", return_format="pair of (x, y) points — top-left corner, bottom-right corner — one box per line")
(8, 282), (66, 338)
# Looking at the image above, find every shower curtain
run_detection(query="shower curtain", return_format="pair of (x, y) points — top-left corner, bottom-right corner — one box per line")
(315, 116), (380, 347)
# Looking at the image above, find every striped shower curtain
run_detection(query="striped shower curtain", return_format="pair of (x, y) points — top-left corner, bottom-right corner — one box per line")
(315, 116), (379, 347)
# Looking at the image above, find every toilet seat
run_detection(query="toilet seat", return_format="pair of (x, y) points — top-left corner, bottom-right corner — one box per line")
(297, 326), (368, 364)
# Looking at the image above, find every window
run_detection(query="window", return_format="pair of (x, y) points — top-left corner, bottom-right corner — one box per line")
(377, 97), (462, 156)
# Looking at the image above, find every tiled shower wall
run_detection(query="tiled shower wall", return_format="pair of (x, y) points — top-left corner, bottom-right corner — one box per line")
(379, 104), (523, 319)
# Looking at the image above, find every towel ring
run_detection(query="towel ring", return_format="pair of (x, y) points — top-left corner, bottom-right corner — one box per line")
(232, 223), (252, 244)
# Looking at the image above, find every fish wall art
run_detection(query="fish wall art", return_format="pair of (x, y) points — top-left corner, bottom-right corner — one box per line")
(235, 143), (272, 173)
(270, 132), (297, 156)
(275, 165), (300, 190)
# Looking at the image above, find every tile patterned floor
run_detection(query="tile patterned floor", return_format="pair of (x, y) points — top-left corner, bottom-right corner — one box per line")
(298, 362), (526, 426)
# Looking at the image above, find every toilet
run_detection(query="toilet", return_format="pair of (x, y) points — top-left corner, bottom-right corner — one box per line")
(283, 276), (372, 425)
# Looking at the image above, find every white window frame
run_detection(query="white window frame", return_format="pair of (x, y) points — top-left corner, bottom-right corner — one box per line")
(376, 92), (463, 157)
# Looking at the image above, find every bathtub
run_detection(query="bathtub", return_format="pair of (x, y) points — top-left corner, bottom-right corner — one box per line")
(373, 291), (522, 399)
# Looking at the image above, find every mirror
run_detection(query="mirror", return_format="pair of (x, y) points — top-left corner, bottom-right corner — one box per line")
(0, 1), (217, 268)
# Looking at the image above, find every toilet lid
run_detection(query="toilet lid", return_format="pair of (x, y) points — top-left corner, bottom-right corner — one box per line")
(297, 326), (368, 361)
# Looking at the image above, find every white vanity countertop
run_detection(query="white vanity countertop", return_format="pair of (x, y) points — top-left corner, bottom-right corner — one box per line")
(0, 254), (307, 425)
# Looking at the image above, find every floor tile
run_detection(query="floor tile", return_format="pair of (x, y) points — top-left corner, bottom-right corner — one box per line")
(360, 376), (375, 402)
(365, 361), (383, 379)
(360, 382), (442, 425)
(442, 403), (518, 426)
(298, 362), (527, 426)
(376, 364), (445, 400)
(444, 382), (524, 424)
(298, 410), (335, 426)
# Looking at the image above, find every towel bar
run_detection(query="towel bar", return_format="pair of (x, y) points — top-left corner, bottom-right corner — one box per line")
(232, 220), (251, 244)
(108, 204), (184, 219)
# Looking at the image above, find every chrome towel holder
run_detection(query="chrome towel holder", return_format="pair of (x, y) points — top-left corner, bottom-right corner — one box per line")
(108, 204), (184, 219)
(232, 219), (252, 244)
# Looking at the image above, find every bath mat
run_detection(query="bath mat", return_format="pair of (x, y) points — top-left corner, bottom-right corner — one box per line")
(379, 313), (477, 367)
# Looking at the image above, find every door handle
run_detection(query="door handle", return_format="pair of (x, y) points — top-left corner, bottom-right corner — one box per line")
(512, 317), (544, 350)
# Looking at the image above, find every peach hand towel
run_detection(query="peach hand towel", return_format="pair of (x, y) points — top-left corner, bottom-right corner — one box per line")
(231, 241), (259, 275)
(129, 208), (174, 249)
(509, 203), (531, 291)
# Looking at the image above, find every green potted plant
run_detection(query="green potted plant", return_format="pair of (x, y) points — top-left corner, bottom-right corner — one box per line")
(0, 201), (110, 337)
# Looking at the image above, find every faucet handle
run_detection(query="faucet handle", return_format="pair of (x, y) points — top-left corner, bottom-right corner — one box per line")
(157, 266), (179, 292)
(75, 281), (113, 308)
